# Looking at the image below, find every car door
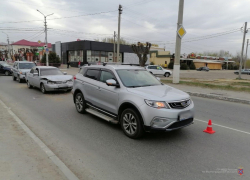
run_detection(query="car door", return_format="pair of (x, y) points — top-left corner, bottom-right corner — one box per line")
(27, 68), (35, 85)
(149, 66), (157, 74)
(95, 69), (119, 114)
(156, 66), (165, 75)
(32, 68), (41, 88)
(82, 68), (101, 106)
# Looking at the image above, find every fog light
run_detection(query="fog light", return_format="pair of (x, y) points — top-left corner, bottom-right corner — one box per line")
(151, 117), (172, 128)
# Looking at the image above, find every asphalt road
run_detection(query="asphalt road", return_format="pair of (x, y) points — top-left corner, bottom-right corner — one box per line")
(0, 75), (249, 180)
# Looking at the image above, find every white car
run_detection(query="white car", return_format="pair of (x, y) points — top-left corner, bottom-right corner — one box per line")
(26, 66), (73, 94)
(145, 65), (172, 77)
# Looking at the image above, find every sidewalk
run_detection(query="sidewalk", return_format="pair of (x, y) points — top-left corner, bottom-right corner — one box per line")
(59, 65), (250, 105)
(0, 102), (68, 180)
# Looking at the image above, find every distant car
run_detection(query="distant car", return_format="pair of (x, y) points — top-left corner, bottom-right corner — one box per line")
(234, 69), (250, 75)
(12, 61), (36, 83)
(145, 65), (172, 77)
(197, 67), (209, 71)
(26, 66), (73, 94)
(0, 62), (12, 76)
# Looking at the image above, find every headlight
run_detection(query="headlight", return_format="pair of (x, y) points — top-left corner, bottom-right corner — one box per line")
(67, 79), (73, 83)
(144, 100), (170, 109)
(19, 71), (22, 74)
(47, 80), (56, 84)
(151, 117), (173, 128)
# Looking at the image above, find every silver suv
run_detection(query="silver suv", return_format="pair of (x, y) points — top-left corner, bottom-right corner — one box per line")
(12, 61), (36, 83)
(72, 65), (194, 139)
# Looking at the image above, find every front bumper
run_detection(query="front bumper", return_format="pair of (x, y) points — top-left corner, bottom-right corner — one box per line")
(139, 101), (195, 130)
(19, 73), (26, 79)
(44, 83), (73, 91)
(144, 118), (194, 132)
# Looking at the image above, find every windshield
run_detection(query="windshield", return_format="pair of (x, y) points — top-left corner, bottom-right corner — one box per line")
(116, 69), (161, 87)
(40, 68), (63, 76)
(19, 63), (35, 69)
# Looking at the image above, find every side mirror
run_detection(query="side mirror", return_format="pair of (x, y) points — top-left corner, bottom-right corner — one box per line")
(63, 72), (67, 75)
(106, 79), (119, 87)
(156, 77), (161, 81)
(33, 73), (38, 76)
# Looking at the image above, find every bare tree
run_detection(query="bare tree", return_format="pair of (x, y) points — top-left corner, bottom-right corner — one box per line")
(131, 42), (151, 67)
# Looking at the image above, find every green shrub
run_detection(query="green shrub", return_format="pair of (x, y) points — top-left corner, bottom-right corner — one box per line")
(180, 63), (189, 70)
(189, 61), (196, 70)
(41, 52), (61, 66)
(168, 61), (174, 69)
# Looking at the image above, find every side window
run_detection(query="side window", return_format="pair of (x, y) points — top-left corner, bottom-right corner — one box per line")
(151, 66), (157, 69)
(100, 71), (115, 83)
(157, 66), (162, 70)
(79, 67), (87, 75)
(85, 69), (100, 80)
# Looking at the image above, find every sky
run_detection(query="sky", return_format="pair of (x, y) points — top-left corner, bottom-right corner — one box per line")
(1, 0), (250, 56)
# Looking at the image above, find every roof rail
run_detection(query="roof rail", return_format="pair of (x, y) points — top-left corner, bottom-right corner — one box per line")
(121, 64), (140, 66)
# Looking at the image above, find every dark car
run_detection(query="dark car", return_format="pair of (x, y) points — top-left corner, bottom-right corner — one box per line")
(197, 67), (209, 71)
(0, 62), (13, 76)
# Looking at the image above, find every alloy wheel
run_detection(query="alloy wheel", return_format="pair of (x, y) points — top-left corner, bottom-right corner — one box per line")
(75, 95), (83, 112)
(122, 113), (137, 135)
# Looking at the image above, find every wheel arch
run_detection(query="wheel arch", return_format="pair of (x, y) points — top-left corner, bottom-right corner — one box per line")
(118, 102), (144, 125)
(73, 89), (83, 103)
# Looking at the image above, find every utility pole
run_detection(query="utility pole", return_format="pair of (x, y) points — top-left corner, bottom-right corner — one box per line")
(117, 5), (122, 63)
(244, 39), (249, 69)
(173, 0), (184, 83)
(113, 31), (116, 62)
(37, 10), (53, 66)
(2, 32), (10, 60)
(239, 22), (247, 79)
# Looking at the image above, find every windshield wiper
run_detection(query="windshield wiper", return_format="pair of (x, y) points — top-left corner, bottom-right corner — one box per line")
(127, 86), (143, 88)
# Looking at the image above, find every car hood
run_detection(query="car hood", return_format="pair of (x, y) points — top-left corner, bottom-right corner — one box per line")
(19, 69), (31, 73)
(4, 66), (12, 70)
(127, 85), (189, 102)
(40, 75), (73, 81)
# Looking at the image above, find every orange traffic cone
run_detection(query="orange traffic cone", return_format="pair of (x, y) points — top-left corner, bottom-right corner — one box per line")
(203, 119), (215, 134)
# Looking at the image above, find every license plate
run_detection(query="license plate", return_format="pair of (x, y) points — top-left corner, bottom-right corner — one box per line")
(179, 111), (193, 121)
(58, 85), (67, 88)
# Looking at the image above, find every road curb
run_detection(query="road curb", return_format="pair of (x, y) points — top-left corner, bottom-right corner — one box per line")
(0, 99), (79, 180)
(186, 91), (250, 105)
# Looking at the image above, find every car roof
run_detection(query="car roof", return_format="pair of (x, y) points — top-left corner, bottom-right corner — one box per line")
(16, 61), (35, 63)
(85, 65), (144, 70)
(35, 66), (57, 69)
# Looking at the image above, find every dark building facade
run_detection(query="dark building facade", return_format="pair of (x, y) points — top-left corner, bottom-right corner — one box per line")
(53, 40), (135, 67)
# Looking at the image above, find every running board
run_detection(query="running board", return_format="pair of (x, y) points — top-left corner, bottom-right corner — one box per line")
(86, 108), (119, 124)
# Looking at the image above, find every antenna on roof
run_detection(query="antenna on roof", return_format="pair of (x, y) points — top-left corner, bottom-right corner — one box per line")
(103, 62), (107, 66)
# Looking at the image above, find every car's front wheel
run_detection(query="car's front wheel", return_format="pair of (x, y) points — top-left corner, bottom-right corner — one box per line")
(164, 72), (170, 77)
(27, 81), (33, 89)
(17, 75), (22, 83)
(120, 108), (144, 139)
(40, 83), (47, 94)
(12, 75), (16, 81)
(5, 71), (10, 76)
(75, 92), (86, 114)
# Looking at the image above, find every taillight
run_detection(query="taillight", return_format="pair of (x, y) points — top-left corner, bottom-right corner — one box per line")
(73, 76), (76, 80)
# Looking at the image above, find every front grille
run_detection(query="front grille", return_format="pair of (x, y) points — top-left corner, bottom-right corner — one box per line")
(168, 99), (191, 109)
(167, 118), (193, 130)
(54, 81), (66, 84)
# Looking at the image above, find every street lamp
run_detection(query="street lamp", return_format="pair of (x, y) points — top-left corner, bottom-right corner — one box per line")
(2, 31), (10, 60)
(37, 10), (54, 66)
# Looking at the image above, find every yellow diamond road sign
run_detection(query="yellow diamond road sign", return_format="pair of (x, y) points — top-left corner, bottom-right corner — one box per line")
(177, 26), (186, 39)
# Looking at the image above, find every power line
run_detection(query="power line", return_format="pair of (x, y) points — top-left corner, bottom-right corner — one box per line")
(0, 10), (118, 24)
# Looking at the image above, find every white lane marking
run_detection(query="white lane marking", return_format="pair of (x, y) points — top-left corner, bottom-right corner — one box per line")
(0, 99), (79, 180)
(195, 118), (250, 135)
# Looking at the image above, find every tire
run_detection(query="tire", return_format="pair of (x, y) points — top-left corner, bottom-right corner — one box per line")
(75, 92), (86, 114)
(5, 71), (10, 76)
(27, 81), (33, 89)
(17, 75), (22, 83)
(40, 83), (47, 94)
(12, 75), (16, 81)
(120, 108), (144, 139)
(164, 72), (170, 77)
